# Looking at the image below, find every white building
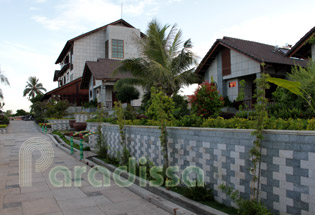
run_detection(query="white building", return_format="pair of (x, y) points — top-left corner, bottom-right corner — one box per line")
(44, 19), (145, 107)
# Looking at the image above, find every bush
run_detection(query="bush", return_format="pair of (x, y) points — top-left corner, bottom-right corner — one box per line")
(188, 81), (224, 118)
(176, 114), (203, 127)
(83, 99), (97, 108)
(219, 112), (235, 119)
(0, 115), (9, 124)
(172, 94), (189, 119)
(115, 85), (139, 104)
(0, 124), (8, 128)
(183, 184), (214, 202)
(45, 99), (69, 119)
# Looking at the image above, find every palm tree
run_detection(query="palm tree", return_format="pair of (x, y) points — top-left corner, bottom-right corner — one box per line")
(23, 76), (46, 99)
(115, 19), (200, 97)
(0, 68), (10, 99)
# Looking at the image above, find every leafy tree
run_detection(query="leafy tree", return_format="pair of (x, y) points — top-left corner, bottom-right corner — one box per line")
(23, 76), (46, 99)
(114, 85), (139, 104)
(172, 94), (189, 119)
(115, 19), (200, 97)
(0, 68), (10, 99)
(267, 62), (315, 116)
(45, 99), (69, 119)
(188, 81), (224, 118)
(15, 109), (28, 116)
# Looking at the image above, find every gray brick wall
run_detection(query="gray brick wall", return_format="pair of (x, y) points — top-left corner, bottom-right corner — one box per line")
(48, 120), (70, 131)
(87, 123), (315, 215)
(0, 128), (7, 134)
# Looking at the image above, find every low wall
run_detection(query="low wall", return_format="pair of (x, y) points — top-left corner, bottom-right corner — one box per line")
(0, 127), (7, 134)
(74, 114), (90, 123)
(87, 122), (315, 215)
(48, 120), (70, 131)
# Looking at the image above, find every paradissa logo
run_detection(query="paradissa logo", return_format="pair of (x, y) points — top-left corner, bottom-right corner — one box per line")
(19, 138), (204, 188)
(49, 157), (205, 188)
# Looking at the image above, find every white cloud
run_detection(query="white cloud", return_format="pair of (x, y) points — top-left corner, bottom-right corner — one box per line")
(31, 0), (183, 31)
(32, 0), (121, 31)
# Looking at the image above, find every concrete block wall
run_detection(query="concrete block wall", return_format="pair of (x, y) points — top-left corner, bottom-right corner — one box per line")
(87, 123), (315, 215)
(74, 114), (90, 122)
(48, 120), (70, 131)
(0, 128), (7, 134)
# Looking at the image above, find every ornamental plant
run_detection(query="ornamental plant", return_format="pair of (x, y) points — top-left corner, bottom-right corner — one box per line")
(188, 81), (224, 118)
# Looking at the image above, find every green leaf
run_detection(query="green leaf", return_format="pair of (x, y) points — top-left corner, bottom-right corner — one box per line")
(266, 77), (303, 96)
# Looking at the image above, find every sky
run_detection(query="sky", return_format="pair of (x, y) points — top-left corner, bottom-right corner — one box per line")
(0, 0), (314, 113)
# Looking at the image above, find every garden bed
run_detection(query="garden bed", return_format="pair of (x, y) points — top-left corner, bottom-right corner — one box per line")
(90, 156), (237, 215)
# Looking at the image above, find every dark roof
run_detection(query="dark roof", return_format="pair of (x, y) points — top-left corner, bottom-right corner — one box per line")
(80, 59), (132, 89)
(55, 19), (146, 64)
(42, 77), (88, 100)
(196, 37), (307, 74)
(287, 26), (315, 58)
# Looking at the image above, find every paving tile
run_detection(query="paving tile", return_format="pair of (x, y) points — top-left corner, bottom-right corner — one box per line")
(63, 206), (105, 215)
(5, 185), (19, 189)
(98, 199), (158, 214)
(85, 191), (103, 197)
(57, 197), (96, 211)
(2, 207), (23, 215)
(3, 202), (22, 209)
(22, 198), (61, 215)
(52, 187), (87, 201)
(101, 188), (141, 203)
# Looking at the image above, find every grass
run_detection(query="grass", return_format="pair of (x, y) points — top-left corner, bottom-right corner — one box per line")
(52, 130), (90, 151)
(0, 124), (8, 128)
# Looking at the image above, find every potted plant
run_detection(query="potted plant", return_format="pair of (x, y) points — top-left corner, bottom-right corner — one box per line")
(69, 119), (76, 128)
(73, 122), (87, 131)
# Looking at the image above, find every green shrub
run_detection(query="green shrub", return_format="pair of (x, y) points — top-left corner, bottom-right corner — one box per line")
(307, 118), (315, 130)
(0, 115), (9, 124)
(172, 94), (189, 119)
(220, 185), (271, 215)
(183, 184), (214, 202)
(176, 114), (203, 127)
(0, 124), (8, 128)
(188, 81), (224, 118)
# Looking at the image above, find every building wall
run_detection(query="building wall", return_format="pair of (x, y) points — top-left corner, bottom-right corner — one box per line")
(312, 44), (315, 60)
(73, 30), (106, 80)
(87, 123), (315, 215)
(226, 78), (239, 101)
(204, 57), (218, 83)
(106, 25), (142, 60)
(223, 50), (260, 80)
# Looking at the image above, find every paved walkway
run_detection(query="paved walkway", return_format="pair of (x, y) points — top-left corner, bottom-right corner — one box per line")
(0, 121), (170, 215)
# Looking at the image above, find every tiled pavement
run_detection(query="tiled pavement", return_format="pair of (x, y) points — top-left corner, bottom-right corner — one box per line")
(0, 121), (171, 215)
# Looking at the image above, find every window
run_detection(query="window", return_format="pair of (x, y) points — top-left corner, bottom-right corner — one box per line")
(221, 47), (231, 76)
(105, 40), (109, 59)
(229, 81), (236, 88)
(66, 72), (69, 82)
(112, 39), (124, 59)
(70, 74), (73, 82)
